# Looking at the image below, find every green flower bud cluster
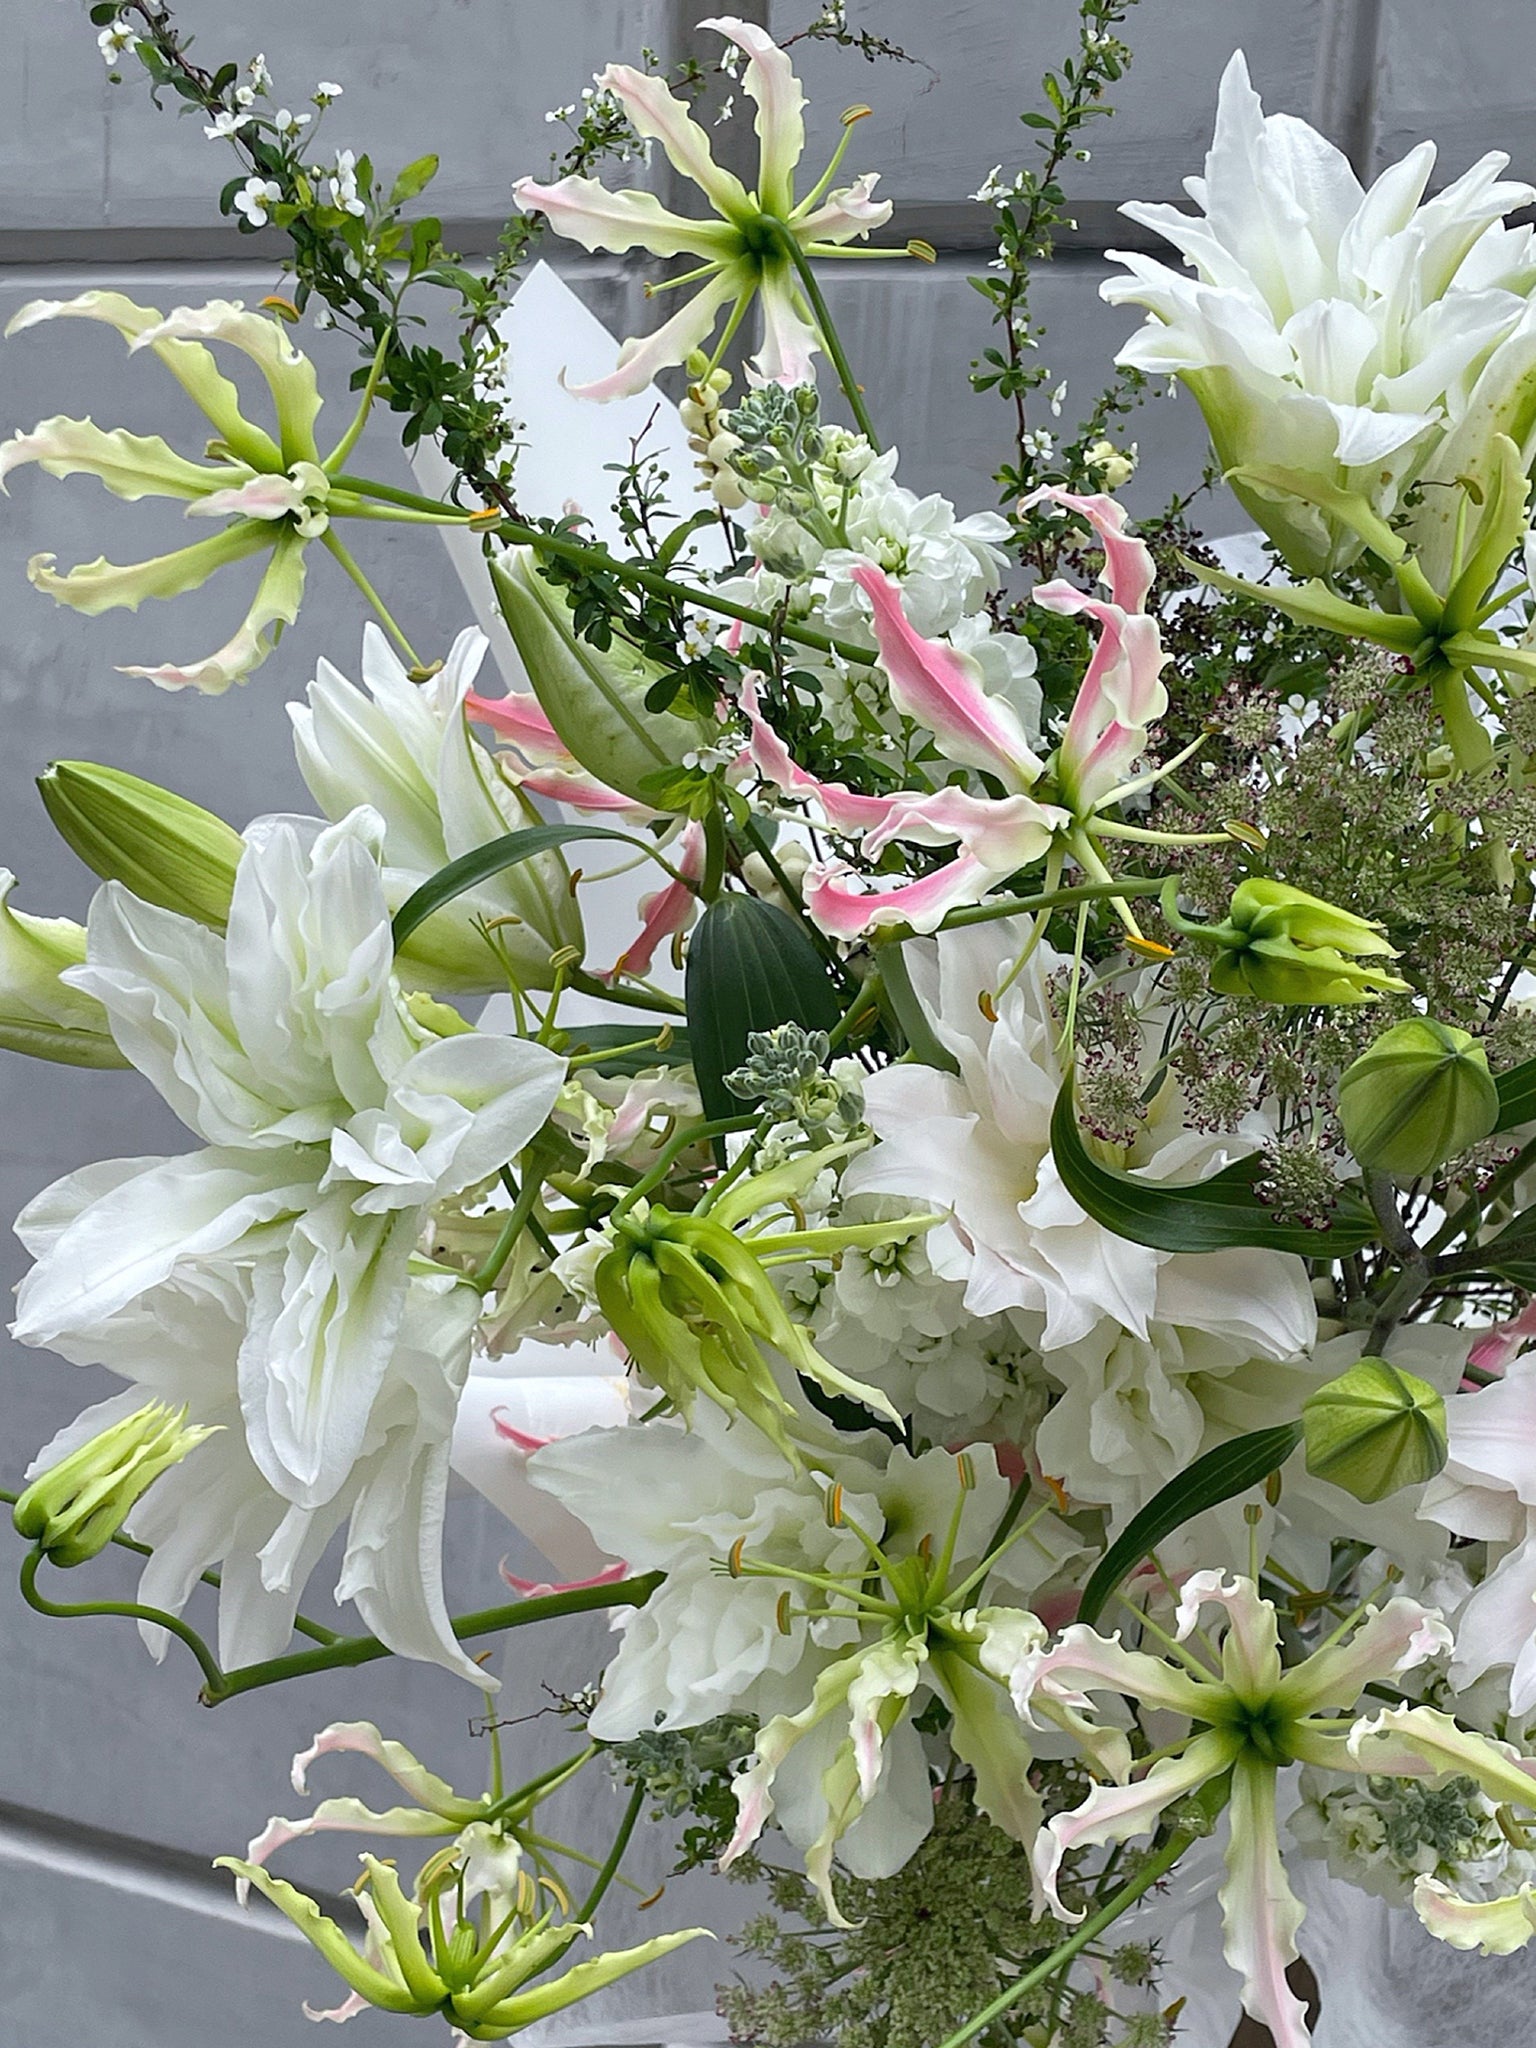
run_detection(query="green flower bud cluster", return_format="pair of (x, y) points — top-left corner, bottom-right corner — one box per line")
(1302, 1357), (1448, 1504)
(14, 1401), (217, 1566)
(1164, 876), (1410, 1006)
(1338, 1017), (1499, 1180)
(724, 1022), (863, 1136)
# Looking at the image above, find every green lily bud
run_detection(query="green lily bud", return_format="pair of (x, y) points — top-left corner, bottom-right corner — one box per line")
(15, 1402), (218, 1566)
(39, 760), (241, 929)
(0, 869), (127, 1067)
(1338, 1018), (1499, 1179)
(1165, 877), (1410, 1005)
(490, 547), (700, 807)
(1302, 1357), (1448, 1504)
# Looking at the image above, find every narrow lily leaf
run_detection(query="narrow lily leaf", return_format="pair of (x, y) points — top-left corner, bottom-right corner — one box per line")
(390, 824), (648, 950)
(1077, 1424), (1304, 1628)
(1049, 1072), (1378, 1256)
(685, 892), (841, 1120)
(1494, 1056), (1536, 1132)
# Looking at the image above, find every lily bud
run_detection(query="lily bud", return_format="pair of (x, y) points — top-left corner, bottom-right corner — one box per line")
(39, 760), (241, 928)
(0, 869), (126, 1067)
(1339, 1018), (1500, 1179)
(15, 1402), (217, 1566)
(490, 548), (701, 807)
(1167, 877), (1410, 1005)
(1302, 1357), (1448, 1504)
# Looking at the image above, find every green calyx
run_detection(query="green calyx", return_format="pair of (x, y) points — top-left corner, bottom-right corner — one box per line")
(1162, 876), (1410, 1007)
(14, 1401), (217, 1566)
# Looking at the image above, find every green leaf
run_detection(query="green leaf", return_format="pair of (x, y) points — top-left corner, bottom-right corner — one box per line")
(1495, 1055), (1536, 1132)
(390, 824), (645, 950)
(1077, 1424), (1304, 1628)
(684, 893), (841, 1121)
(1050, 1071), (1378, 1256)
(391, 153), (440, 204)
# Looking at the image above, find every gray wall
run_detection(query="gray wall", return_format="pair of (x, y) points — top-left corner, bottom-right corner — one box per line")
(1, 3), (1531, 2041)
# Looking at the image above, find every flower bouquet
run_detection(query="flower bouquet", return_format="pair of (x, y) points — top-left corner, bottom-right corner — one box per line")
(13, 5), (1536, 2043)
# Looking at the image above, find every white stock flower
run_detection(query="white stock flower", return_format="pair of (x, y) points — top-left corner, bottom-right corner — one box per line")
(1103, 51), (1536, 576)
(11, 809), (566, 1675)
(843, 921), (1317, 1359)
(289, 623), (583, 992)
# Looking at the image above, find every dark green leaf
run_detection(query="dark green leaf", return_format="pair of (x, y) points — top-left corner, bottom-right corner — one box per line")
(1495, 1056), (1536, 1132)
(1077, 1424), (1304, 1628)
(1050, 1071), (1378, 1256)
(685, 893), (841, 1121)
(390, 824), (644, 949)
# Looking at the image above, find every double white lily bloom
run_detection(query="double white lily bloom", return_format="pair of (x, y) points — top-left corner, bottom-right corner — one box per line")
(12, 807), (565, 1674)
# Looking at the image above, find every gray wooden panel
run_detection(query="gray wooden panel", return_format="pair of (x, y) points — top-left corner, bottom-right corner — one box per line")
(1372, 0), (1536, 178)
(780, 0), (1326, 211)
(0, 1), (661, 233)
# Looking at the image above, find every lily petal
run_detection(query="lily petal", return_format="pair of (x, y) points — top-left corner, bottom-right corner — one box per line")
(1220, 1755), (1310, 2048)
(290, 1718), (478, 1813)
(132, 300), (323, 465)
(0, 416), (230, 503)
(116, 525), (308, 694)
(599, 62), (750, 218)
(853, 563), (1046, 787)
(803, 852), (997, 938)
(1346, 1703), (1536, 1811)
(513, 175), (732, 261)
(1175, 1571), (1282, 1706)
(1276, 1598), (1452, 1716)
(1413, 1875), (1536, 1954)
(26, 520), (271, 618)
(1005, 1618), (1224, 1726)
(700, 17), (805, 215)
(600, 818), (705, 982)
(565, 268), (749, 403)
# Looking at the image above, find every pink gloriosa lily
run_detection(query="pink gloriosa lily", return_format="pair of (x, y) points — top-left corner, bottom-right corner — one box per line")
(739, 487), (1174, 939)
(997, 1571), (1536, 2048)
(514, 19), (898, 397)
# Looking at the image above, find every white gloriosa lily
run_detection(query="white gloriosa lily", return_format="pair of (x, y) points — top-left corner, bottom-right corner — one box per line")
(290, 623), (585, 993)
(529, 1413), (1080, 1920)
(1002, 1572), (1527, 2048)
(220, 1718), (707, 2034)
(10, 808), (566, 1675)
(0, 293), (423, 692)
(738, 489), (1172, 939)
(1102, 51), (1536, 578)
(514, 18), (896, 397)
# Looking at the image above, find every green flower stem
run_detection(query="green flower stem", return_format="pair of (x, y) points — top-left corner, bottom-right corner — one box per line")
(577, 1778), (647, 1922)
(937, 876), (1165, 932)
(19, 1546), (226, 1697)
(611, 1115), (761, 1220)
(322, 529), (421, 666)
(202, 1572), (665, 1707)
(472, 1159), (547, 1293)
(771, 222), (882, 450)
(566, 968), (687, 1017)
(931, 1821), (1202, 2048)
(331, 474), (882, 668)
(1, 1486), (342, 1646)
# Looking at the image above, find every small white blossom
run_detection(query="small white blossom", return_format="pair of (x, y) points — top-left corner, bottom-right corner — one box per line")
(327, 148), (366, 217)
(272, 107), (311, 141)
(203, 109), (250, 141)
(313, 81), (343, 103)
(248, 52), (272, 94)
(232, 176), (282, 228)
(97, 16), (134, 64)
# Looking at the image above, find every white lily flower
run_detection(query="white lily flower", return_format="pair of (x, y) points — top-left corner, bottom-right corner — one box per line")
(289, 623), (585, 994)
(529, 1412), (1079, 1920)
(11, 809), (566, 1675)
(1103, 52), (1536, 576)
(515, 18), (895, 396)
(842, 920), (1317, 1358)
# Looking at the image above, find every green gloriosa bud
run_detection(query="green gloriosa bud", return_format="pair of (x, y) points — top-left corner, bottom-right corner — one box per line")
(490, 547), (700, 807)
(15, 1401), (217, 1566)
(1338, 1018), (1499, 1180)
(39, 760), (241, 929)
(1302, 1357), (1448, 1504)
(0, 869), (127, 1068)
(1167, 877), (1410, 1006)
